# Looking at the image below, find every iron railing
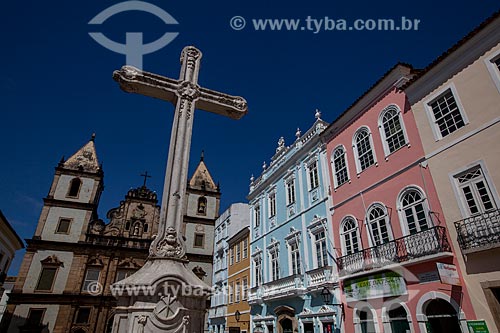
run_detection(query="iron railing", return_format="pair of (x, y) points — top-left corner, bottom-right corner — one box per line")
(454, 209), (500, 252)
(337, 226), (451, 276)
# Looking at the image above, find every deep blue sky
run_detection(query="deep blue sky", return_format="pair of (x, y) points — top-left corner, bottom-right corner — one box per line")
(1, 0), (498, 275)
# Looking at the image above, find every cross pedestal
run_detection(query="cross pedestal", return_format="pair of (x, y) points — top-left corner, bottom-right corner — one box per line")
(110, 46), (247, 333)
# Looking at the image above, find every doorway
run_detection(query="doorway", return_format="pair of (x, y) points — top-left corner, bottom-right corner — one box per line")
(303, 322), (314, 333)
(280, 318), (293, 333)
(229, 328), (241, 333)
(425, 299), (461, 332)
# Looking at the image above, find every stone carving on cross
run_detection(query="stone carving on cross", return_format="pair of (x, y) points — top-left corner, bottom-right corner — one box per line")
(113, 46), (247, 260)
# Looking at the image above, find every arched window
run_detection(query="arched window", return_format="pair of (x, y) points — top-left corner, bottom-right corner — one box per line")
(367, 205), (392, 246)
(379, 105), (407, 156)
(332, 146), (349, 187)
(197, 196), (207, 215)
(143, 224), (149, 233)
(357, 307), (376, 333)
(68, 178), (82, 197)
(400, 188), (431, 235)
(353, 128), (376, 173)
(388, 305), (411, 332)
(341, 217), (360, 255)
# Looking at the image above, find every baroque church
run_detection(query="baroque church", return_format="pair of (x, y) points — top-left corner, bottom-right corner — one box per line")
(1, 135), (220, 332)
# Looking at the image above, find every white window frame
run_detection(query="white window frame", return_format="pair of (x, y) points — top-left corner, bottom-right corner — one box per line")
(267, 242), (280, 281)
(235, 242), (241, 262)
(307, 216), (330, 269)
(254, 204), (261, 228)
(252, 252), (263, 287)
(449, 161), (500, 218)
(307, 159), (320, 191)
(331, 145), (350, 188)
(313, 229), (329, 268)
(235, 279), (241, 302)
(285, 177), (296, 206)
(366, 203), (394, 247)
(243, 238), (248, 259)
(230, 247), (234, 265)
(285, 229), (302, 276)
(268, 192), (277, 218)
(82, 268), (101, 293)
(484, 49), (500, 94)
(378, 104), (409, 158)
(352, 126), (377, 175)
(423, 83), (468, 141)
(396, 186), (433, 236)
(340, 216), (361, 256)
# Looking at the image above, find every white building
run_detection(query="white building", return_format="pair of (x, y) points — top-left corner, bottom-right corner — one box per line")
(209, 203), (250, 333)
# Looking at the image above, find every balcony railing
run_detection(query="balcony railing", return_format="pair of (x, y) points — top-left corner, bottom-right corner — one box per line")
(85, 234), (151, 250)
(337, 226), (451, 276)
(454, 209), (500, 253)
(248, 274), (306, 303)
(306, 266), (337, 291)
(208, 305), (227, 319)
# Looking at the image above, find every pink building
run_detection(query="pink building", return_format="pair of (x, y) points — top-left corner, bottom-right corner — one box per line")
(321, 64), (475, 333)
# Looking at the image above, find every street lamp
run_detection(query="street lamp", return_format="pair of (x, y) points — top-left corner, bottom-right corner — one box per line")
(235, 310), (241, 322)
(321, 287), (344, 318)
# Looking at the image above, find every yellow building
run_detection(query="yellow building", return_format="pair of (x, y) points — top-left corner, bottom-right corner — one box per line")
(227, 227), (250, 333)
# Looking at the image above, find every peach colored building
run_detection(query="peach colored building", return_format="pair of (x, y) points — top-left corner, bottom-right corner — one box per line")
(404, 12), (500, 333)
(321, 64), (476, 333)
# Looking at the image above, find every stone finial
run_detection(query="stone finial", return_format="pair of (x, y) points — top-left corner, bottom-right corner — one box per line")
(262, 161), (267, 170)
(276, 136), (285, 153)
(91, 133), (96, 141)
(295, 128), (301, 140)
(315, 109), (322, 120)
(250, 174), (254, 184)
(200, 150), (204, 161)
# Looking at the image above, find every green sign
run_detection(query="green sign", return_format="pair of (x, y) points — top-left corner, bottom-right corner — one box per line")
(467, 320), (489, 333)
(343, 271), (407, 302)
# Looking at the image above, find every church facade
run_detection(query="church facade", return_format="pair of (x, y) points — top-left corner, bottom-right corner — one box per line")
(248, 112), (341, 333)
(2, 137), (219, 333)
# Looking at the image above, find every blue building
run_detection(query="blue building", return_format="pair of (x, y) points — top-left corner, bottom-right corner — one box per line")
(248, 111), (342, 333)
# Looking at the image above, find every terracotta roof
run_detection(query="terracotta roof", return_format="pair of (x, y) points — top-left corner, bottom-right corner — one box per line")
(0, 210), (25, 249)
(403, 10), (500, 89)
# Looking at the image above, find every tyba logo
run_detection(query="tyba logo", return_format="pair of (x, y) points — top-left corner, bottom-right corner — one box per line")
(88, 1), (179, 69)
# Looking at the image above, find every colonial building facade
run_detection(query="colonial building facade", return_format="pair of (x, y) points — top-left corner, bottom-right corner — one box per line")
(227, 227), (251, 333)
(3, 137), (220, 333)
(404, 12), (500, 332)
(209, 203), (250, 333)
(322, 63), (476, 333)
(248, 112), (341, 333)
(0, 210), (24, 292)
(0, 211), (24, 325)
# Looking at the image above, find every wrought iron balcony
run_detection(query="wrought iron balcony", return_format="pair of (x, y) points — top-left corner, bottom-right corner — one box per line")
(337, 226), (451, 276)
(454, 209), (500, 253)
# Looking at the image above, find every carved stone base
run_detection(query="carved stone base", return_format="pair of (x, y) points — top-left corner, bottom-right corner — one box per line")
(111, 258), (211, 333)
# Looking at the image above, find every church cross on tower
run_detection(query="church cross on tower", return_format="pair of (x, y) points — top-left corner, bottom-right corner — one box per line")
(140, 171), (152, 187)
(113, 46), (248, 260)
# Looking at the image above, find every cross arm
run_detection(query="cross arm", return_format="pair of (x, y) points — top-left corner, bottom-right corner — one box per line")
(198, 87), (248, 120)
(113, 65), (180, 104)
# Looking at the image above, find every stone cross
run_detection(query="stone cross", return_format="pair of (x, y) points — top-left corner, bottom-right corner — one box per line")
(113, 46), (247, 260)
